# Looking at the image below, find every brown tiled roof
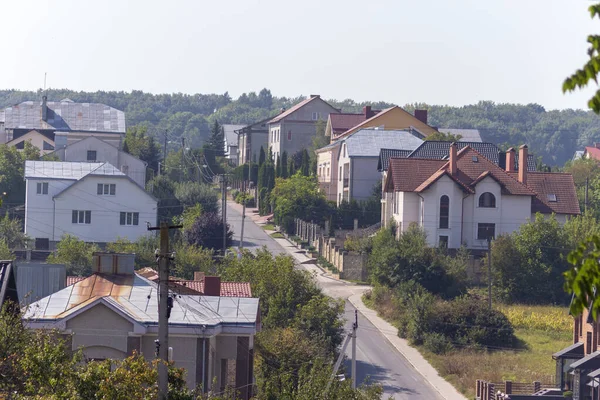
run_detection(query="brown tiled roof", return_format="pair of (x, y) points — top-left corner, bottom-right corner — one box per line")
(516, 172), (580, 215)
(386, 146), (580, 215)
(269, 95), (337, 123)
(329, 113), (368, 134)
(67, 276), (85, 286)
(585, 146), (600, 161)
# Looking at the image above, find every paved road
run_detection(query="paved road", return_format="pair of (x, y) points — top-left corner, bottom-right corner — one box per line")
(226, 204), (443, 400)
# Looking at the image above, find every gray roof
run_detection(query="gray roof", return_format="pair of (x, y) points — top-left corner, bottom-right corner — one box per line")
(439, 128), (483, 142)
(343, 129), (423, 158)
(3, 100), (125, 133)
(25, 161), (125, 180)
(223, 124), (245, 145)
(378, 148), (411, 171)
(574, 150), (584, 161)
(22, 273), (259, 329)
(408, 141), (537, 171)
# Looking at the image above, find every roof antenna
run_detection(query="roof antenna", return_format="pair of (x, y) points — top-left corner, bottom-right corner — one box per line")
(43, 72), (47, 93)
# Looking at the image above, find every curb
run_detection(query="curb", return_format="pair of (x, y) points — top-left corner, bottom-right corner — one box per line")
(347, 293), (468, 400)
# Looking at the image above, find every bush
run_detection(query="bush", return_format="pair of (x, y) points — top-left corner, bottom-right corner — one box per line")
(423, 332), (454, 355)
(184, 211), (233, 252)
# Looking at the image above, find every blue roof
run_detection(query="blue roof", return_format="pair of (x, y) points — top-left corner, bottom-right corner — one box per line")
(343, 129), (423, 158)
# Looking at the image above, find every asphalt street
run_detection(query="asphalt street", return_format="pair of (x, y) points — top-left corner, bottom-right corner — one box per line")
(226, 203), (443, 400)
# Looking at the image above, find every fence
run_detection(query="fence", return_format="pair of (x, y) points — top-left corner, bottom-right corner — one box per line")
(293, 218), (321, 245)
(476, 380), (560, 400)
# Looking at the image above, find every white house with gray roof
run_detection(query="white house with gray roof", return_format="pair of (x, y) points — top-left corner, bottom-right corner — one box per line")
(0, 97), (126, 151)
(335, 129), (424, 205)
(24, 161), (157, 249)
(222, 124), (244, 166)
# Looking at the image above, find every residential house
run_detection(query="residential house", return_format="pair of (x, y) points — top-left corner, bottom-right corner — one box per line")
(24, 161), (157, 249)
(0, 97), (126, 151)
(6, 130), (56, 154)
(48, 136), (147, 187)
(268, 95), (340, 161)
(324, 106), (379, 139)
(236, 117), (271, 166)
(438, 128), (483, 142)
(316, 141), (341, 202)
(22, 253), (260, 398)
(331, 107), (438, 142)
(583, 143), (600, 162)
(383, 144), (580, 250)
(223, 124), (244, 166)
(0, 261), (18, 311)
(334, 129), (424, 205)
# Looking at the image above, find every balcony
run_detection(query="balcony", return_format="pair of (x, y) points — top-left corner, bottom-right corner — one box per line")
(343, 178), (349, 188)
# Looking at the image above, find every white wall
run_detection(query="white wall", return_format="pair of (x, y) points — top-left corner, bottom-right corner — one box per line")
(350, 157), (382, 202)
(28, 175), (157, 243)
(25, 178), (76, 241)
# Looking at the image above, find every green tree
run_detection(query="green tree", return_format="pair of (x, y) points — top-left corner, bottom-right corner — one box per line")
(184, 212), (233, 252)
(171, 242), (214, 279)
(424, 131), (463, 141)
(258, 146), (266, 166)
(275, 154), (281, 178)
(0, 212), (30, 249)
(174, 182), (219, 213)
(563, 3), (600, 112)
(123, 125), (161, 174)
(271, 174), (330, 233)
(0, 238), (13, 260)
(309, 120), (328, 175)
(206, 120), (225, 158)
(300, 149), (310, 176)
(46, 234), (99, 276)
(148, 174), (182, 222)
(280, 151), (289, 179)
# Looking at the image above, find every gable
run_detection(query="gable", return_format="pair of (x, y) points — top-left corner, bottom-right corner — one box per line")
(338, 107), (438, 139)
(54, 172), (157, 203)
(66, 302), (133, 331)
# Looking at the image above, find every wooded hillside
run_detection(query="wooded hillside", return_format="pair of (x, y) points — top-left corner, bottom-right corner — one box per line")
(2, 89), (599, 166)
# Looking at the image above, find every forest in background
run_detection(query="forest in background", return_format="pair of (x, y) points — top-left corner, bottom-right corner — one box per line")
(1, 88), (600, 166)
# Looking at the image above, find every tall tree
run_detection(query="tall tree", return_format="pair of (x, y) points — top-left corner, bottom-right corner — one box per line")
(258, 146), (266, 166)
(310, 119), (328, 175)
(122, 125), (161, 173)
(275, 154), (281, 178)
(280, 151), (289, 179)
(300, 149), (310, 176)
(207, 120), (225, 157)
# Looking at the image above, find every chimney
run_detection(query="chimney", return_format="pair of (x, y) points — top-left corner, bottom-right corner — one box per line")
(194, 271), (205, 281)
(310, 94), (320, 98)
(518, 145), (528, 185)
(363, 106), (375, 119)
(92, 253), (135, 275)
(414, 109), (428, 125)
(449, 142), (457, 176)
(41, 96), (48, 122)
(203, 276), (221, 296)
(595, 142), (600, 149)
(506, 148), (516, 172)
(498, 151), (506, 170)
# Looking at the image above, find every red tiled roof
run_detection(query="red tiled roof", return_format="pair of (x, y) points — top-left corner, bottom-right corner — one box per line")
(168, 280), (252, 297)
(67, 276), (85, 286)
(585, 146), (600, 161)
(385, 146), (579, 215)
(329, 113), (368, 134)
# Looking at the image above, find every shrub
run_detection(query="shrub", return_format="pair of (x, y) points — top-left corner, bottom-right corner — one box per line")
(184, 211), (233, 252)
(423, 332), (454, 355)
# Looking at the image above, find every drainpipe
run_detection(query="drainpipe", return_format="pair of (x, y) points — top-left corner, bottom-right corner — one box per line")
(417, 193), (425, 229)
(52, 197), (56, 241)
(349, 158), (354, 200)
(202, 325), (207, 393)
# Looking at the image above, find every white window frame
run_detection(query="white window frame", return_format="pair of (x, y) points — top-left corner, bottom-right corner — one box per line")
(312, 112), (319, 120)
(36, 182), (49, 195)
(97, 183), (116, 196)
(72, 210), (91, 224)
(120, 211), (139, 226)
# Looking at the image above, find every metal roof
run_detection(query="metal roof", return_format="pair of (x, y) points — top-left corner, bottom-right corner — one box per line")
(3, 100), (125, 133)
(377, 148), (411, 171)
(343, 129), (423, 158)
(222, 124), (245, 145)
(407, 141), (537, 171)
(23, 273), (259, 327)
(25, 161), (125, 180)
(439, 128), (483, 142)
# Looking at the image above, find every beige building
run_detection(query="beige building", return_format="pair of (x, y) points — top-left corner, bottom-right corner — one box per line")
(23, 253), (260, 398)
(7, 130), (56, 154)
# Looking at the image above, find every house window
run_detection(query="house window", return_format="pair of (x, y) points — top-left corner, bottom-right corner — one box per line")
(121, 165), (129, 174)
(587, 332), (593, 355)
(312, 112), (319, 120)
(87, 150), (97, 161)
(339, 167), (342, 181)
(327, 167), (330, 177)
(439, 195), (449, 229)
(43, 141), (54, 150)
(72, 210), (91, 224)
(439, 236), (449, 248)
(477, 223), (495, 241)
(14, 141), (24, 149)
(288, 130), (292, 141)
(97, 183), (116, 196)
(36, 182), (48, 195)
(478, 192), (496, 208)
(120, 212), (139, 226)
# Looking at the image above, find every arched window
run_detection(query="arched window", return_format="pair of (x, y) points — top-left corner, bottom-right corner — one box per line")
(479, 192), (496, 208)
(439, 195), (449, 229)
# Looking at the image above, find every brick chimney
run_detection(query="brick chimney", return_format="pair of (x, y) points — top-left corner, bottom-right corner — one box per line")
(414, 109), (428, 125)
(518, 145), (528, 185)
(194, 271), (205, 281)
(506, 148), (516, 172)
(41, 96), (48, 122)
(203, 276), (221, 296)
(363, 106), (375, 119)
(92, 252), (135, 275)
(449, 142), (457, 176)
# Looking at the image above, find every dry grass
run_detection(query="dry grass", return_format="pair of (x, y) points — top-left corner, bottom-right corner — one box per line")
(364, 293), (572, 399)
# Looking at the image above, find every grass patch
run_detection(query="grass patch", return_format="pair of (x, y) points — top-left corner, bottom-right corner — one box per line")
(270, 232), (285, 239)
(262, 223), (276, 231)
(363, 293), (569, 398)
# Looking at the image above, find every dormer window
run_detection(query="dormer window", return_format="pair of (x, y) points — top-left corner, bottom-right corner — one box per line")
(479, 192), (496, 208)
(547, 194), (557, 202)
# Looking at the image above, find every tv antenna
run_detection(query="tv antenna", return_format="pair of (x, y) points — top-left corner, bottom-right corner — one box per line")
(43, 72), (47, 93)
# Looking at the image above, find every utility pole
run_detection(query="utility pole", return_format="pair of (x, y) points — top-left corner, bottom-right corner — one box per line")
(586, 177), (589, 213)
(181, 137), (185, 181)
(148, 221), (182, 400)
(220, 175), (228, 255)
(161, 131), (168, 176)
(487, 237), (492, 310)
(351, 309), (358, 389)
(240, 180), (246, 250)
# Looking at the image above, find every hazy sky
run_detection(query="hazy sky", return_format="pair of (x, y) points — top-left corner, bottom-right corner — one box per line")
(0, 0), (598, 110)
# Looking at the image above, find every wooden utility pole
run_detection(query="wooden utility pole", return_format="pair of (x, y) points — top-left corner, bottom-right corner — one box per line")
(220, 175), (228, 255)
(351, 309), (358, 389)
(586, 177), (589, 212)
(161, 131), (168, 176)
(240, 180), (246, 250)
(148, 221), (182, 400)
